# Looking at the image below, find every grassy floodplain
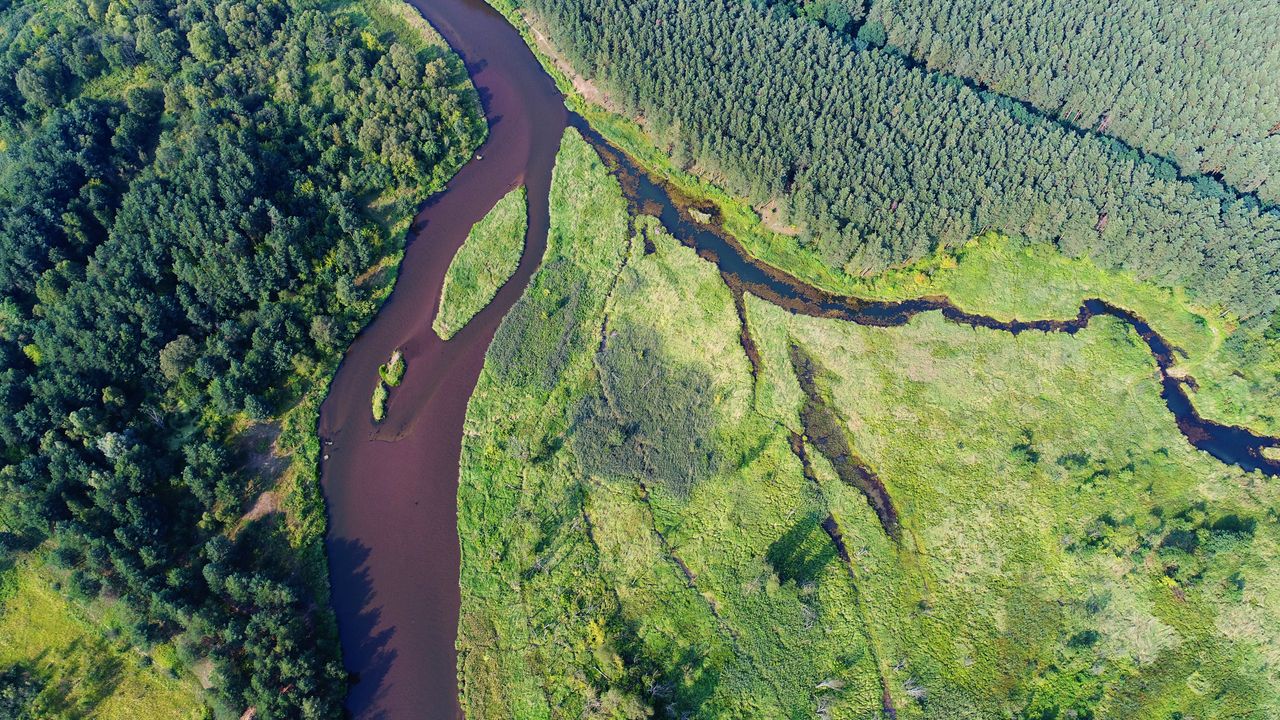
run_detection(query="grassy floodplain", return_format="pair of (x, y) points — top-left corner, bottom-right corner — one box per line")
(0, 560), (205, 719)
(434, 187), (529, 339)
(456, 128), (1280, 718)
(850, 233), (1280, 437)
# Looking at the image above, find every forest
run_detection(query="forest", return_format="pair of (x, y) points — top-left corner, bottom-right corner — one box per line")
(861, 0), (1280, 204)
(509, 0), (1280, 321)
(0, 0), (482, 715)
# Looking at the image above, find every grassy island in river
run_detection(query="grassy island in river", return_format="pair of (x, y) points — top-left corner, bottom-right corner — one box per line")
(434, 186), (529, 340)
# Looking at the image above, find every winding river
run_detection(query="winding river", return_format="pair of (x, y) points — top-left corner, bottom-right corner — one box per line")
(579, 127), (1280, 478)
(318, 1), (565, 717)
(320, 2), (1280, 718)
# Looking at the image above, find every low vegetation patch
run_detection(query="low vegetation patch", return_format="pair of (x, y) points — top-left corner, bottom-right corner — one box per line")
(433, 187), (528, 339)
(371, 381), (390, 423)
(380, 349), (406, 386)
(371, 349), (405, 423)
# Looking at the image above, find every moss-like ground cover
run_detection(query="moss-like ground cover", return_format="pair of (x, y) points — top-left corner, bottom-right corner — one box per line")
(0, 560), (206, 719)
(456, 128), (1280, 718)
(434, 187), (528, 339)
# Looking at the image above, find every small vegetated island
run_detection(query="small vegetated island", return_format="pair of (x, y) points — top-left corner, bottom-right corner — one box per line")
(0, 0), (483, 714)
(433, 186), (528, 340)
(371, 349), (405, 422)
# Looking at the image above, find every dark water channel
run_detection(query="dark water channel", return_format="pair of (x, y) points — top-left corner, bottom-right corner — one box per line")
(577, 122), (1280, 478)
(319, 2), (1280, 717)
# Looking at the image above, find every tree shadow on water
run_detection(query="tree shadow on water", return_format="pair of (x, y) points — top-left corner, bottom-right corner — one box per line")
(326, 537), (398, 720)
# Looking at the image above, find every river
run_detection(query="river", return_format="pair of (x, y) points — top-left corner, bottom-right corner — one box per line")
(580, 128), (1280, 478)
(317, 0), (565, 717)
(319, 2), (1280, 718)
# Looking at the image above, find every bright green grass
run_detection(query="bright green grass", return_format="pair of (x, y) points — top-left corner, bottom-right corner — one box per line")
(0, 561), (206, 719)
(433, 187), (528, 339)
(852, 233), (1280, 435)
(456, 128), (632, 717)
(748, 295), (1280, 717)
(456, 127), (1280, 718)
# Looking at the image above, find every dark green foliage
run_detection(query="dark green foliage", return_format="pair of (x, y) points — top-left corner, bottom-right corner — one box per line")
(518, 0), (1280, 318)
(777, 0), (864, 33)
(573, 325), (719, 497)
(0, 664), (43, 720)
(0, 0), (482, 715)
(865, 0), (1280, 204)
(1156, 506), (1258, 587)
(487, 258), (592, 390)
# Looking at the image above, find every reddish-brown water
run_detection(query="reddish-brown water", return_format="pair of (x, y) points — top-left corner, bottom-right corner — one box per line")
(317, 0), (565, 717)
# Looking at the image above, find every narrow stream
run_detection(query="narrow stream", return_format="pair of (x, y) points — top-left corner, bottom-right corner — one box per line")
(575, 119), (1280, 478)
(318, 3), (1280, 717)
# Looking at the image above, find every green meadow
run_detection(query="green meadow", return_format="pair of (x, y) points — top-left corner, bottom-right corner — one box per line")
(853, 234), (1280, 438)
(455, 128), (1280, 718)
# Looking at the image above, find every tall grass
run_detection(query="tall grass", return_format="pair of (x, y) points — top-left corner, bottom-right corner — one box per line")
(455, 126), (1280, 717)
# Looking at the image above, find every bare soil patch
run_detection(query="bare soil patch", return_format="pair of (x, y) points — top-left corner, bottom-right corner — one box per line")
(756, 198), (801, 236)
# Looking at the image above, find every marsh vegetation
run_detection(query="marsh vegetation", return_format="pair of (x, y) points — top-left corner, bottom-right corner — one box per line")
(456, 126), (1280, 718)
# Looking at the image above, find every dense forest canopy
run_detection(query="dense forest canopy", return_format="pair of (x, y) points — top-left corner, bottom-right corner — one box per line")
(864, 0), (1280, 204)
(0, 0), (481, 715)
(515, 0), (1280, 319)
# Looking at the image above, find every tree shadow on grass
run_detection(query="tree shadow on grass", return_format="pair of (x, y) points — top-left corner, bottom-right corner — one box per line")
(611, 613), (721, 717)
(31, 638), (124, 718)
(767, 513), (837, 587)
